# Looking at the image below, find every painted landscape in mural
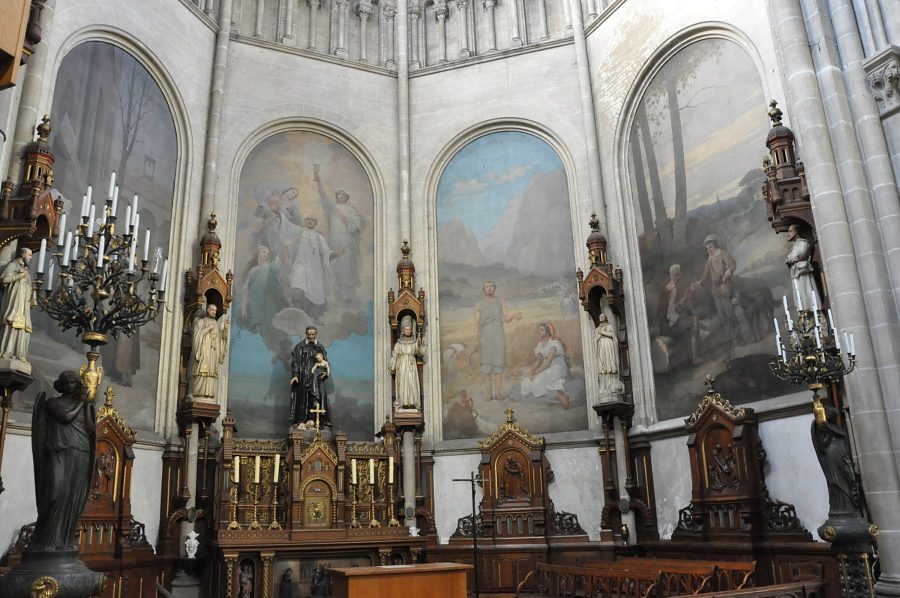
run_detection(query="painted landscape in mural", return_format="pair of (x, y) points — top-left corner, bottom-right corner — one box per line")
(10, 42), (177, 431)
(628, 39), (795, 421)
(228, 131), (375, 439)
(437, 131), (587, 440)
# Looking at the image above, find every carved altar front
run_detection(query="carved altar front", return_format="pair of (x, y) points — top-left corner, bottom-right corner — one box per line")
(429, 411), (602, 593)
(209, 415), (426, 598)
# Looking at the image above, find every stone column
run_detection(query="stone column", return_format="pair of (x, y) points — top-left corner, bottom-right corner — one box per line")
(826, 0), (900, 324)
(863, 0), (889, 50)
(768, 2), (900, 595)
(560, 0), (573, 35)
(402, 431), (416, 526)
(254, 0), (265, 36)
(5, 0), (56, 186)
(383, 4), (397, 68)
(482, 0), (497, 52)
(536, 0), (549, 41)
(398, 1), (410, 239)
(435, 2), (449, 63)
(199, 0), (235, 232)
(587, 0), (598, 20)
(508, 0), (523, 47)
(280, 0), (295, 44)
(568, 0), (607, 225)
(456, 0), (471, 58)
(307, 0), (321, 50)
(357, 1), (373, 62)
(409, 4), (421, 69)
(334, 0), (349, 58)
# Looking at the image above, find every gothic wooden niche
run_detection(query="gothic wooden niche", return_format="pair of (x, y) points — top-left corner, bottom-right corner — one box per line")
(433, 410), (599, 594)
(386, 240), (426, 429)
(6, 389), (169, 597)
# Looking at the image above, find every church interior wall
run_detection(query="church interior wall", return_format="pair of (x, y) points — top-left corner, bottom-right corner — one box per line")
(0, 0), (896, 584)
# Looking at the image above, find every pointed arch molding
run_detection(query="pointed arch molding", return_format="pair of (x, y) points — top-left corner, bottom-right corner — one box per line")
(45, 26), (194, 437)
(421, 119), (601, 445)
(220, 118), (388, 431)
(611, 23), (771, 426)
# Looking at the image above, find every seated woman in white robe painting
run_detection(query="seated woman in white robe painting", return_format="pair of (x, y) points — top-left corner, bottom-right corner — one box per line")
(520, 322), (571, 409)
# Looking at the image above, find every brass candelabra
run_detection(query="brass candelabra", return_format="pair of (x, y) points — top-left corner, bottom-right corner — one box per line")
(33, 176), (167, 399)
(368, 480), (381, 528)
(228, 476), (241, 530)
(770, 300), (855, 419)
(350, 481), (360, 528)
(388, 481), (400, 527)
(269, 474), (282, 530)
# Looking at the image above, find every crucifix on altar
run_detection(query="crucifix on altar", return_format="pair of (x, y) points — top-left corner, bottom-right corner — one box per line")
(310, 401), (326, 435)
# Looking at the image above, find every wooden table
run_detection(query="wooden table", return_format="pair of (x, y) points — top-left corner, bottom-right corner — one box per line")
(329, 562), (472, 598)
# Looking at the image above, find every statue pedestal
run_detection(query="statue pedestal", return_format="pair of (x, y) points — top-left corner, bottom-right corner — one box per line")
(0, 549), (105, 598)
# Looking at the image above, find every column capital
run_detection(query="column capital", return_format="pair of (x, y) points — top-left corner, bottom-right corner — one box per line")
(457, 0), (470, 7)
(357, 0), (374, 17)
(383, 3), (396, 18)
(864, 45), (900, 119)
(307, 0), (321, 7)
(482, 0), (496, 9)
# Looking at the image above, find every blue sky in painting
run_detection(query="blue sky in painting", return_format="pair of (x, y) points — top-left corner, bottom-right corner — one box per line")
(436, 131), (563, 238)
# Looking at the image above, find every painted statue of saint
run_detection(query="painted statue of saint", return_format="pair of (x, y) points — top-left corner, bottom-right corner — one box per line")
(595, 314), (623, 398)
(0, 246), (34, 361)
(291, 326), (330, 426)
(786, 224), (819, 307)
(190, 304), (230, 403)
(389, 316), (425, 410)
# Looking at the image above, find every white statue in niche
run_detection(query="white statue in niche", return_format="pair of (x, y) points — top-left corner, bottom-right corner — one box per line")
(595, 313), (623, 399)
(389, 315), (425, 410)
(185, 530), (200, 559)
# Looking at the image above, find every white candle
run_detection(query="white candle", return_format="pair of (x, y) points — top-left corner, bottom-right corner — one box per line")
(86, 185), (93, 207)
(814, 324), (822, 349)
(369, 458), (374, 484)
(849, 333), (855, 356)
(142, 229), (150, 262)
(133, 212), (140, 238)
(37, 238), (46, 274)
(351, 458), (357, 484)
(233, 456), (240, 483)
(159, 259), (168, 291)
(792, 279), (803, 311)
(834, 330), (842, 351)
(62, 231), (72, 265)
(273, 454), (280, 483)
(101, 203), (108, 226)
(388, 456), (394, 484)
(108, 171), (116, 199)
(153, 248), (161, 274)
(128, 237), (136, 272)
(844, 332), (850, 355)
(46, 261), (55, 292)
(87, 204), (96, 237)
(132, 195), (139, 225)
(56, 214), (66, 247)
(254, 455), (261, 483)
(80, 194), (88, 219)
(97, 236), (105, 268)
(111, 186), (119, 218)
(124, 206), (132, 234)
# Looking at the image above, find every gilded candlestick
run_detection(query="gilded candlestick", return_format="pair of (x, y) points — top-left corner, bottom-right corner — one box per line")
(228, 475), (240, 530)
(368, 481), (381, 528)
(388, 481), (400, 527)
(350, 481), (360, 528)
(248, 481), (262, 530)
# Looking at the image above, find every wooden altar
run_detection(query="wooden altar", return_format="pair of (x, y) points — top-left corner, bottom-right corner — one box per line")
(209, 414), (427, 597)
(429, 410), (605, 593)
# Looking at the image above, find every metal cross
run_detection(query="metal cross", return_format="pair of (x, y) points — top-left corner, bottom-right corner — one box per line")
(310, 401), (326, 433)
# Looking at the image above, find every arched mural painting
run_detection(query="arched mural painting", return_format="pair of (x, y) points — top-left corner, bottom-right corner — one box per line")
(626, 38), (795, 421)
(437, 131), (587, 440)
(227, 131), (375, 440)
(15, 41), (177, 431)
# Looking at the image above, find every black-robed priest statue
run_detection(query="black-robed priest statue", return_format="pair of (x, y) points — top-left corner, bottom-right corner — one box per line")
(290, 326), (330, 426)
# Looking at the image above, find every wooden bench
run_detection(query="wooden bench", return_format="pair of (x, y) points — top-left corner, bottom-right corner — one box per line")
(669, 580), (826, 597)
(517, 562), (661, 598)
(616, 558), (756, 591)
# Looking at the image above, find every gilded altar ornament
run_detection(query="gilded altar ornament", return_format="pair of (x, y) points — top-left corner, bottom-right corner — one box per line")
(30, 576), (59, 598)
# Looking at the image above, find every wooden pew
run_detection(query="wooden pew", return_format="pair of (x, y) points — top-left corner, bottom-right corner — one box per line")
(616, 558), (756, 591)
(669, 580), (826, 597)
(517, 562), (661, 598)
